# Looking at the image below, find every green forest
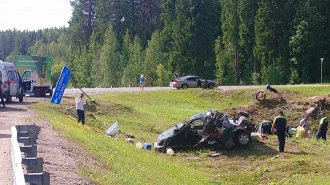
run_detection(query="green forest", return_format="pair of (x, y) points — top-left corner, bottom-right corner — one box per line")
(1, 0), (330, 87)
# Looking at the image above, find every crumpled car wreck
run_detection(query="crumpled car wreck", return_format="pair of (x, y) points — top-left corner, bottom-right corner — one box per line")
(154, 110), (255, 153)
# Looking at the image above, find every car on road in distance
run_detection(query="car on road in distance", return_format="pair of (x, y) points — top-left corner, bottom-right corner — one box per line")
(170, 75), (217, 89)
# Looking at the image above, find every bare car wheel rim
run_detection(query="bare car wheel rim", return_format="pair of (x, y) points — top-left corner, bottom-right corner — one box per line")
(239, 134), (250, 144)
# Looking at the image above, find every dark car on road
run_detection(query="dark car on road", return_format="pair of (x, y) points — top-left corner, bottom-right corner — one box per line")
(170, 75), (217, 89)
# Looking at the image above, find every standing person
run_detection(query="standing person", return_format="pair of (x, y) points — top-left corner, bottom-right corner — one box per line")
(139, 74), (145, 91)
(316, 112), (328, 141)
(173, 73), (179, 79)
(75, 93), (85, 125)
(0, 73), (5, 108)
(271, 110), (287, 153)
(32, 69), (39, 83)
(197, 78), (202, 88)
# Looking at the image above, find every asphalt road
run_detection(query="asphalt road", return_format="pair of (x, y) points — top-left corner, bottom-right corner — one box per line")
(63, 86), (173, 96)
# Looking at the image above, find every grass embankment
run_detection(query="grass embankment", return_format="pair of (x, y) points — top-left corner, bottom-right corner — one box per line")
(30, 86), (330, 185)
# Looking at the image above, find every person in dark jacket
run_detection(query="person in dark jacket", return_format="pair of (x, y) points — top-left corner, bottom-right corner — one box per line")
(316, 112), (328, 141)
(271, 110), (287, 153)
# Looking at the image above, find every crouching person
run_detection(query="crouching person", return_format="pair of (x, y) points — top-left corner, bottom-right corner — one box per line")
(296, 124), (307, 139)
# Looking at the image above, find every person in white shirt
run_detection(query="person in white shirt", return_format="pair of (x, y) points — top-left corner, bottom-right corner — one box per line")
(75, 93), (85, 125)
(299, 114), (309, 127)
(299, 114), (309, 137)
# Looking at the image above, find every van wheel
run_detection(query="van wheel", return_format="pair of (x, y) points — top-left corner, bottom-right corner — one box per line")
(41, 91), (46, 97)
(19, 95), (23, 102)
(6, 97), (12, 103)
(18, 89), (24, 102)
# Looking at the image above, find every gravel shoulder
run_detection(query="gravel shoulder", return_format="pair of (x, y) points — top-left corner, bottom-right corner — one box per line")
(0, 97), (97, 185)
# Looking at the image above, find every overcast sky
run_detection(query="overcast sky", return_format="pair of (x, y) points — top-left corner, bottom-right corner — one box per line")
(0, 0), (72, 31)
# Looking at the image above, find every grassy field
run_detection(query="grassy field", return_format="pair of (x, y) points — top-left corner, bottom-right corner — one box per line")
(30, 86), (330, 185)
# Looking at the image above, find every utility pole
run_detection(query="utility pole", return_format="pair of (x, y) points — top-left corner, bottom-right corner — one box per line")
(132, 0), (135, 40)
(234, 0), (238, 85)
(321, 58), (324, 84)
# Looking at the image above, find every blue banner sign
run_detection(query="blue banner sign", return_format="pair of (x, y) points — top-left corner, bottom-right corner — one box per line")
(50, 66), (71, 104)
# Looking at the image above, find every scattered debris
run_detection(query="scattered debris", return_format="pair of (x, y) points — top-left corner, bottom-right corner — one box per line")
(105, 120), (119, 136)
(126, 138), (134, 143)
(187, 157), (200, 161)
(142, 143), (152, 150)
(166, 148), (175, 156)
(136, 142), (143, 149)
(208, 152), (223, 157)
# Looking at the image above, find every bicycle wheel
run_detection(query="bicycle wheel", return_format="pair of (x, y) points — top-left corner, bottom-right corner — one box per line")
(256, 91), (266, 101)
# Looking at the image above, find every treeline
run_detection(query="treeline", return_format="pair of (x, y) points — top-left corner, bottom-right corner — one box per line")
(1, 0), (330, 87)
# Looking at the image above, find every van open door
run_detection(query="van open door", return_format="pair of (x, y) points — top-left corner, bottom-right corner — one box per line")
(21, 70), (33, 95)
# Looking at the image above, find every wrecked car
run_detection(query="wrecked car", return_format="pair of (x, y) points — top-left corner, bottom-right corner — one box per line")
(154, 110), (255, 153)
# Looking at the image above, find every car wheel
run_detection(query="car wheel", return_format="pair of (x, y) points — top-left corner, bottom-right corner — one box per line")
(208, 83), (215, 89)
(6, 97), (12, 103)
(235, 131), (252, 146)
(181, 84), (188, 89)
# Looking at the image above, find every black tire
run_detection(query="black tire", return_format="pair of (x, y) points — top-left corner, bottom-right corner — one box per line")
(256, 91), (266, 101)
(234, 131), (252, 146)
(49, 89), (53, 97)
(208, 83), (215, 89)
(18, 89), (24, 102)
(41, 90), (46, 97)
(181, 84), (188, 89)
(18, 96), (23, 102)
(34, 91), (40, 97)
(6, 97), (12, 103)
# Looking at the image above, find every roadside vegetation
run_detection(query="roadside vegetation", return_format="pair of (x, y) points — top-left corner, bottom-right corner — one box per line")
(30, 86), (330, 185)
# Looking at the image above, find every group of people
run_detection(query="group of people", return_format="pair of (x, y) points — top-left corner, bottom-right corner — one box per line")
(271, 110), (328, 154)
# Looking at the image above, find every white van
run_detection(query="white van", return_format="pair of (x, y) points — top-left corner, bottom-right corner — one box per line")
(0, 60), (29, 102)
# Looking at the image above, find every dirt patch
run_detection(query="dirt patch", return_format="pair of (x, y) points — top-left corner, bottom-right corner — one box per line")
(222, 96), (330, 129)
(0, 97), (100, 185)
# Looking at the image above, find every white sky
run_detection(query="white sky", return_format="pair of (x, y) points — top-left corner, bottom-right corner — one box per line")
(0, 0), (72, 31)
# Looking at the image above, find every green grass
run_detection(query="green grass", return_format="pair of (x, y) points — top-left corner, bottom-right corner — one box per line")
(30, 86), (330, 185)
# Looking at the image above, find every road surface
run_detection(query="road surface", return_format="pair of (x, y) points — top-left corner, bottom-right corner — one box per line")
(0, 98), (96, 184)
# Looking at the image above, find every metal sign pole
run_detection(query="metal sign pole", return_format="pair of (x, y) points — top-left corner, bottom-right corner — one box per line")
(69, 76), (93, 101)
